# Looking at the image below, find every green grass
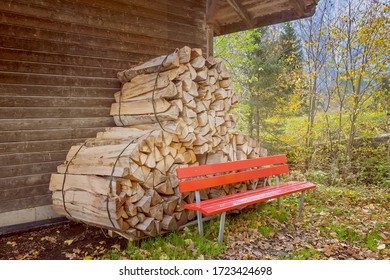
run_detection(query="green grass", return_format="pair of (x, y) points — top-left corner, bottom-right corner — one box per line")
(104, 221), (224, 260)
(258, 225), (274, 237)
(366, 232), (384, 251)
(324, 224), (364, 242)
(279, 248), (319, 260)
(108, 249), (120, 260)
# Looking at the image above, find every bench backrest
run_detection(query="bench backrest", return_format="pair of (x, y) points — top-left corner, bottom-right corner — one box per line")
(177, 154), (288, 193)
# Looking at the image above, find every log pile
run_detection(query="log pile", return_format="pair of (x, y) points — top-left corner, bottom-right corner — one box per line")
(112, 47), (239, 156)
(49, 46), (267, 239)
(50, 128), (198, 239)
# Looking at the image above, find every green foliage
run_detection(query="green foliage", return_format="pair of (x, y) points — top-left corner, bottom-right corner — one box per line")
(279, 22), (303, 71)
(104, 222), (224, 260)
(366, 232), (384, 251)
(215, 0), (389, 187)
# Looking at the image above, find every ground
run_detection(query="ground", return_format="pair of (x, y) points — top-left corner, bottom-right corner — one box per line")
(0, 222), (127, 260)
(0, 184), (389, 260)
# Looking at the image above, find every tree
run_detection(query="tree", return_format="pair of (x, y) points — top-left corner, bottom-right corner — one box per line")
(327, 0), (389, 159)
(297, 0), (332, 168)
(280, 22), (303, 71)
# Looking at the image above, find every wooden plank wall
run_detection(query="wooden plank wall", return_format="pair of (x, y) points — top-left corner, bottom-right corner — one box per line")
(0, 0), (207, 221)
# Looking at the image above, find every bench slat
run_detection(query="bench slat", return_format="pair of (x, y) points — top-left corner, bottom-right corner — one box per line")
(176, 154), (287, 179)
(179, 164), (289, 192)
(184, 181), (316, 216)
(185, 181), (304, 207)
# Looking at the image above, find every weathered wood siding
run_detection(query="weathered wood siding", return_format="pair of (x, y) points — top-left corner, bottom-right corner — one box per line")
(0, 0), (206, 225)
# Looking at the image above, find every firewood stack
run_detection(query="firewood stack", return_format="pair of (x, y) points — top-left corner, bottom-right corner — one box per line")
(112, 47), (239, 156)
(49, 46), (266, 239)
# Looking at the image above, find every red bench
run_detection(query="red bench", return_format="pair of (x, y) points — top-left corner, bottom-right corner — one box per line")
(176, 154), (316, 243)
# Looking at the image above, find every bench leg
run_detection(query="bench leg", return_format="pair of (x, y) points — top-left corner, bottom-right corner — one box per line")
(299, 191), (305, 217)
(275, 176), (282, 208)
(218, 212), (226, 243)
(194, 191), (204, 236)
(196, 211), (204, 236)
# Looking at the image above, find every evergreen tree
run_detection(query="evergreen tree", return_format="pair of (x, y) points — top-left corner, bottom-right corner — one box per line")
(240, 27), (286, 143)
(280, 22), (303, 70)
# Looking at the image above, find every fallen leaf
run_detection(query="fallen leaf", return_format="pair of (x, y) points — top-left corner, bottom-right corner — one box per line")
(6, 241), (17, 247)
(185, 239), (194, 250)
(33, 251), (40, 256)
(111, 244), (121, 251)
(285, 244), (294, 251)
(83, 256), (93, 260)
(313, 254), (320, 259)
(377, 244), (385, 250)
(73, 248), (81, 254)
(44, 236), (57, 243)
(324, 245), (333, 257)
(65, 253), (77, 260)
(64, 239), (74, 246)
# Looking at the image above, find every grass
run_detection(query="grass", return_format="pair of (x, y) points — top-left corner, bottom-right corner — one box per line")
(104, 220), (224, 260)
(366, 232), (384, 251)
(101, 184), (389, 260)
(322, 224), (364, 243)
(279, 248), (320, 260)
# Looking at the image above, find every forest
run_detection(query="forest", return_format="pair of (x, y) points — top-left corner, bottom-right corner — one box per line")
(215, 0), (389, 189)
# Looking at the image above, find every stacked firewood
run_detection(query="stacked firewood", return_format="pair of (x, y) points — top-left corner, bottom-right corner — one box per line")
(111, 47), (238, 155)
(49, 47), (266, 239)
(50, 128), (200, 238)
(196, 132), (267, 200)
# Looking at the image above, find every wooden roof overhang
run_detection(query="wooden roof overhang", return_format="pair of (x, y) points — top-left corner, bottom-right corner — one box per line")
(207, 0), (318, 36)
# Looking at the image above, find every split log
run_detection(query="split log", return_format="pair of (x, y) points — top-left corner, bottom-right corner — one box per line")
(117, 49), (180, 83)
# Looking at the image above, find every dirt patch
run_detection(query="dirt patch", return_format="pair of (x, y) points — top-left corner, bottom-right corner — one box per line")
(0, 221), (127, 260)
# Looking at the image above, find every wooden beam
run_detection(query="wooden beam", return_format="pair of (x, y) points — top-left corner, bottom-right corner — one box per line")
(289, 0), (306, 17)
(217, 3), (317, 36)
(206, 0), (220, 24)
(226, 0), (254, 28)
(206, 24), (214, 58)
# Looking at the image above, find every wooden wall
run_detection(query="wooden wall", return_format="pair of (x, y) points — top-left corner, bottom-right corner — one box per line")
(0, 0), (206, 226)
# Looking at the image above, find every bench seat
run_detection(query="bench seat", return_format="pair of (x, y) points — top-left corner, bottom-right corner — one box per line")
(184, 181), (316, 216)
(176, 155), (316, 243)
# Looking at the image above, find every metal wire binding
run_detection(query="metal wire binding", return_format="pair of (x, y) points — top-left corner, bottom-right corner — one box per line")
(61, 141), (89, 218)
(151, 53), (171, 132)
(106, 130), (155, 231)
(118, 87), (125, 126)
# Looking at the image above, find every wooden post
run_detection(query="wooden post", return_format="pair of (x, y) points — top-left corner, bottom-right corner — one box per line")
(206, 24), (214, 58)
